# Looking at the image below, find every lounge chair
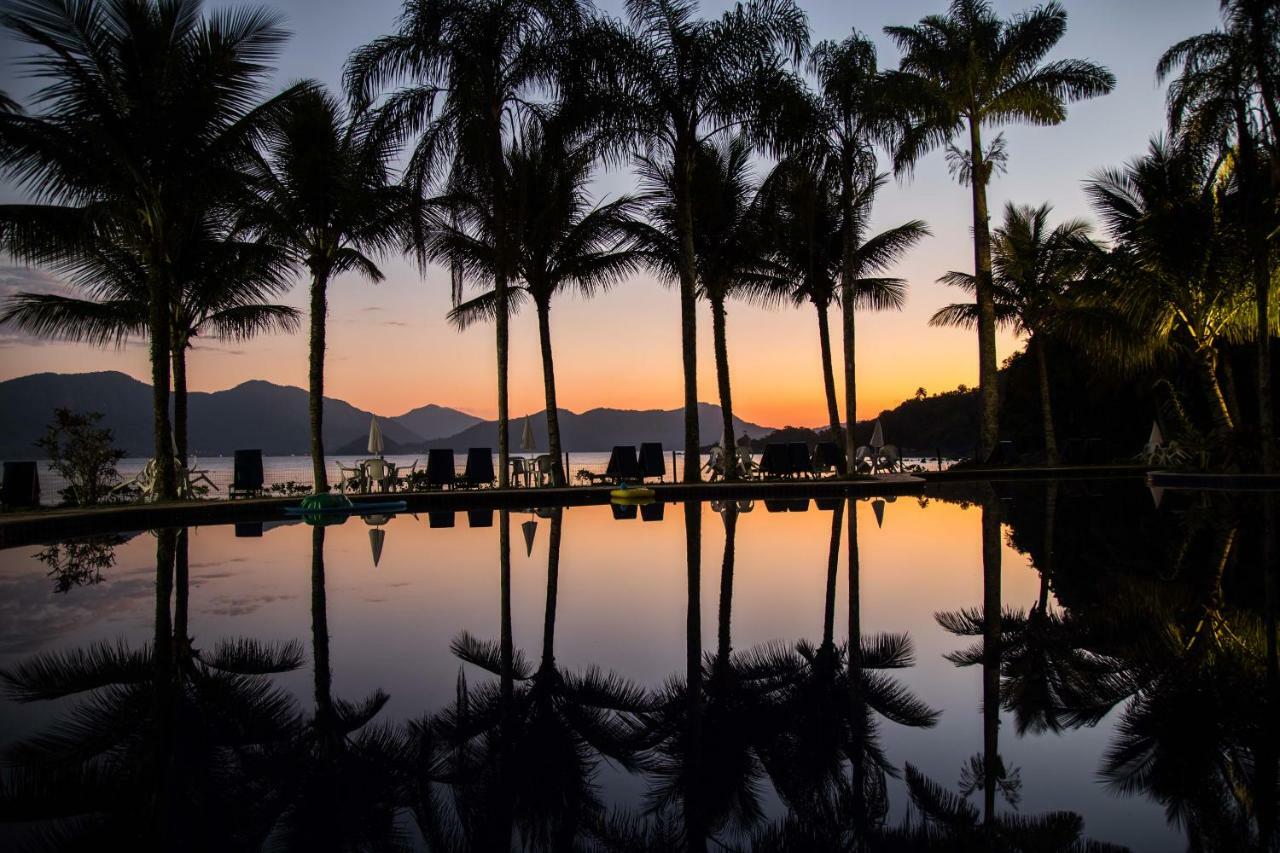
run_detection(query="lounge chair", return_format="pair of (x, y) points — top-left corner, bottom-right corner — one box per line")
(428, 510), (456, 528)
(764, 499), (789, 513)
(640, 502), (665, 522)
(787, 498), (810, 512)
(815, 497), (842, 511)
(1, 461), (40, 508)
(787, 443), (812, 479)
(463, 448), (495, 488)
(611, 502), (638, 520)
(812, 442), (846, 477)
(426, 449), (456, 489)
(468, 509), (494, 528)
(983, 441), (1017, 466)
(229, 449), (264, 498)
(234, 522), (263, 538)
(605, 445), (641, 483)
(759, 444), (789, 479)
(639, 442), (666, 482)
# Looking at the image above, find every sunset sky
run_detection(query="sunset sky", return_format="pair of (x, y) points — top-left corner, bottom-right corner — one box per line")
(0, 0), (1220, 428)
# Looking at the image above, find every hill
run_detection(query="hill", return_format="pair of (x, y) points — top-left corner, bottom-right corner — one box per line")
(0, 372), (481, 458)
(424, 403), (773, 452)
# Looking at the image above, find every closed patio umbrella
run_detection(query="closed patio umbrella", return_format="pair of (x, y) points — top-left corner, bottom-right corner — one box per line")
(368, 416), (384, 456)
(521, 519), (538, 555)
(368, 528), (386, 566)
(521, 416), (536, 452)
(1148, 421), (1163, 448)
(869, 420), (885, 450)
(871, 498), (886, 528)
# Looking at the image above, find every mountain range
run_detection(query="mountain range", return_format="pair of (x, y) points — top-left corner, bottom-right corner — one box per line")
(0, 372), (773, 458)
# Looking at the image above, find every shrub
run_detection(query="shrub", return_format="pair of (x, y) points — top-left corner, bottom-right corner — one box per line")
(35, 408), (126, 506)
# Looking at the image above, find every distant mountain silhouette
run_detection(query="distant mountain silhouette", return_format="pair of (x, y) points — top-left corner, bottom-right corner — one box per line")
(423, 403), (773, 452)
(0, 372), (477, 458)
(390, 403), (482, 442)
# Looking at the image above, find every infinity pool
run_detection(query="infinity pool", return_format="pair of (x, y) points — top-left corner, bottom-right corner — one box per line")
(1, 478), (1273, 851)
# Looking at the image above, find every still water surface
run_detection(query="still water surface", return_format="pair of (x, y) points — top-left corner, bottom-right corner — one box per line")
(0, 478), (1273, 850)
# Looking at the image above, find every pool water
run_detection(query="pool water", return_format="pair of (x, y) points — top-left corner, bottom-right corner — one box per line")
(0, 478), (1274, 850)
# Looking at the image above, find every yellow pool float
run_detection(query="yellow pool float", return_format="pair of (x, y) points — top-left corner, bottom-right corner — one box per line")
(610, 485), (655, 502)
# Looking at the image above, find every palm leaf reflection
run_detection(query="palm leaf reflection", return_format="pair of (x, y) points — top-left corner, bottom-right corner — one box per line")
(0, 528), (303, 851)
(419, 508), (649, 850)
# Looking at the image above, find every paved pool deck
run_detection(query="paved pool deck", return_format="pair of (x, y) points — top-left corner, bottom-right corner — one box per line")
(0, 464), (1151, 548)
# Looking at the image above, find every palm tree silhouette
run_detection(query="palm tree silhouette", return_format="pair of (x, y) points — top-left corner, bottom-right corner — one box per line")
(436, 114), (644, 486)
(634, 135), (787, 471)
(0, 528), (303, 849)
(246, 86), (407, 492)
(885, 0), (1114, 459)
(1158, 0), (1280, 472)
(587, 0), (809, 481)
(931, 204), (1096, 465)
(1, 221), (299, 462)
(0, 0), (305, 499)
(1083, 137), (1252, 434)
(346, 0), (588, 488)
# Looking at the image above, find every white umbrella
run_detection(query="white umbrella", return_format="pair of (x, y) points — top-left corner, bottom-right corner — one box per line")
(368, 416), (384, 456)
(870, 420), (885, 450)
(521, 416), (536, 452)
(1148, 420), (1164, 448)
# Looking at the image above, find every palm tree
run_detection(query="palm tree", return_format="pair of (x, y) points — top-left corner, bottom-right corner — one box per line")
(1158, 4), (1280, 472)
(1, 225), (299, 462)
(931, 203), (1095, 465)
(885, 0), (1114, 460)
(437, 116), (643, 486)
(346, 0), (587, 489)
(0, 0), (299, 500)
(757, 160), (928, 442)
(634, 135), (788, 474)
(1084, 137), (1253, 433)
(593, 0), (809, 482)
(247, 85), (405, 493)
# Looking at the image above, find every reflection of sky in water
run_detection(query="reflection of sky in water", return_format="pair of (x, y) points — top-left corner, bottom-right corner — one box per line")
(0, 494), (1177, 851)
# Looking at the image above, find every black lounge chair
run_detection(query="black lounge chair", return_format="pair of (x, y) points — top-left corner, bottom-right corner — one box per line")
(463, 447), (495, 488)
(427, 449), (456, 489)
(429, 510), (456, 529)
(468, 509), (494, 528)
(788, 443), (812, 478)
(815, 497), (842, 511)
(983, 441), (1017, 466)
(813, 442), (846, 476)
(605, 445), (641, 482)
(787, 498), (810, 512)
(230, 449), (264, 498)
(639, 442), (666, 481)
(611, 502), (638, 520)
(1, 461), (39, 508)
(759, 444), (789, 479)
(234, 522), (264, 538)
(640, 502), (665, 522)
(764, 499), (790, 513)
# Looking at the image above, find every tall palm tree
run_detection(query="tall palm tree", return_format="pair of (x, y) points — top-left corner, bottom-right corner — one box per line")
(634, 135), (788, 474)
(346, 0), (587, 489)
(1158, 4), (1280, 472)
(885, 0), (1114, 460)
(594, 0), (809, 482)
(246, 85), (405, 493)
(437, 116), (643, 486)
(758, 160), (928, 442)
(1085, 137), (1253, 433)
(0, 0), (300, 500)
(0, 226), (299, 462)
(931, 203), (1095, 465)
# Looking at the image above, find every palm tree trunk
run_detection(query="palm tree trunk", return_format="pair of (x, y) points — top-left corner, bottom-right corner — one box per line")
(981, 496), (1003, 833)
(310, 525), (337, 755)
(1197, 346), (1235, 432)
(968, 118), (1000, 461)
(1039, 480), (1058, 613)
(541, 509), (563, 668)
(536, 299), (565, 486)
(676, 145), (701, 483)
(840, 171), (859, 473)
(822, 500), (845, 647)
(1032, 335), (1058, 465)
(174, 527), (189, 648)
(495, 507), (515, 848)
(816, 301), (841, 438)
(717, 505), (737, 661)
(683, 501), (706, 852)
(1237, 110), (1276, 472)
(710, 294), (737, 480)
(148, 267), (176, 500)
(1220, 347), (1242, 428)
(171, 340), (188, 465)
(308, 270), (330, 493)
(496, 275), (511, 489)
(492, 118), (511, 490)
(846, 497), (864, 807)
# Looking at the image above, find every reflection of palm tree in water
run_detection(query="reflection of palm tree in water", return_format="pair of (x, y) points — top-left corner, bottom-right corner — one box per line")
(427, 508), (648, 849)
(0, 527), (303, 850)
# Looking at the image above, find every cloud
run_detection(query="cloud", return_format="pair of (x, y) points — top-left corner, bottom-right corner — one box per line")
(0, 264), (70, 300)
